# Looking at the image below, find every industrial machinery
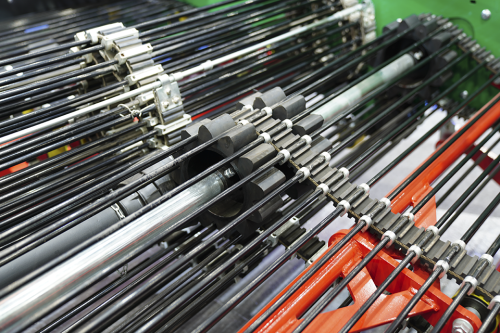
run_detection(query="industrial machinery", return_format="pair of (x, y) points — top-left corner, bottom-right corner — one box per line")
(0, 0), (500, 332)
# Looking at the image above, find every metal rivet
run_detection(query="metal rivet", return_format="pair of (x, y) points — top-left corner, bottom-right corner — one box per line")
(481, 9), (491, 20)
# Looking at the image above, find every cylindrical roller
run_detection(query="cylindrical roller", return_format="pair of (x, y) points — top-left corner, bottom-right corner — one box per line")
(311, 53), (416, 122)
(0, 172), (226, 332)
(0, 207), (120, 289)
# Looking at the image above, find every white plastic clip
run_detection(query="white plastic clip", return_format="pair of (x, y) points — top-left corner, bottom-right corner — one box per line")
(358, 183), (370, 194)
(320, 152), (331, 163)
(238, 119), (249, 126)
(241, 105), (253, 113)
(434, 259), (450, 279)
(301, 135), (312, 145)
(427, 225), (439, 236)
(338, 200), (350, 216)
(453, 240), (466, 251)
(481, 253), (494, 265)
(489, 295), (500, 310)
(280, 149), (291, 165)
(408, 245), (423, 264)
(380, 197), (391, 208)
(298, 167), (310, 182)
(259, 132), (271, 143)
(382, 230), (397, 248)
(317, 183), (329, 196)
(359, 215), (372, 232)
(262, 107), (273, 117)
(403, 212), (415, 223)
(461, 276), (479, 295)
(338, 167), (349, 178)
(282, 119), (293, 128)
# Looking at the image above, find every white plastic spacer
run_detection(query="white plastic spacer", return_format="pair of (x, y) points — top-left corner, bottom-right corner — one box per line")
(279, 149), (291, 165)
(359, 215), (372, 232)
(382, 230), (397, 247)
(408, 245), (423, 264)
(297, 167), (310, 182)
(481, 254), (494, 265)
(426, 226), (439, 236)
(317, 183), (329, 196)
(403, 212), (415, 223)
(461, 276), (479, 295)
(434, 259), (450, 279)
(282, 119), (293, 128)
(338, 200), (350, 216)
(202, 60), (213, 71)
(242, 105), (253, 112)
(489, 295), (500, 309)
(301, 135), (312, 145)
(358, 183), (370, 194)
(320, 152), (331, 163)
(380, 197), (391, 208)
(453, 240), (466, 251)
(338, 167), (349, 178)
(259, 132), (271, 143)
(262, 107), (273, 117)
(238, 119), (249, 126)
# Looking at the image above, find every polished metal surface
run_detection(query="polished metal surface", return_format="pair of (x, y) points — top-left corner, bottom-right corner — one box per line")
(0, 172), (225, 332)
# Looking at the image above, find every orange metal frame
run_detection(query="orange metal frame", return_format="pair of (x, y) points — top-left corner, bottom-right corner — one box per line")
(242, 94), (500, 332)
(241, 229), (481, 332)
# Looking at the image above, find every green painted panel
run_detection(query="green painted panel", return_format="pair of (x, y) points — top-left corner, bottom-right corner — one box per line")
(371, 0), (499, 57)
(370, 0), (500, 109)
(181, 0), (500, 108)
(183, 0), (499, 56)
(183, 0), (235, 8)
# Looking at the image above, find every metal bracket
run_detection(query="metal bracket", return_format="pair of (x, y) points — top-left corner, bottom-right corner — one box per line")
(135, 91), (155, 106)
(153, 74), (184, 124)
(110, 203), (126, 220)
(115, 44), (153, 65)
(101, 28), (139, 50)
(74, 22), (124, 45)
(125, 65), (163, 86)
(155, 114), (192, 136)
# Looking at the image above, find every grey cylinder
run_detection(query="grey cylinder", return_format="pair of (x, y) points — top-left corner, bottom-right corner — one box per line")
(0, 208), (120, 289)
(0, 172), (226, 332)
(0, 156), (175, 289)
(311, 54), (415, 122)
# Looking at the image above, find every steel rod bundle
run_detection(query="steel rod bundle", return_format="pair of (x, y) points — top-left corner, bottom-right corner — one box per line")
(1, 2), (500, 333)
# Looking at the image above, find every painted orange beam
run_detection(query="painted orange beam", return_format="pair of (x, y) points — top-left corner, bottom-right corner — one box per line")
(390, 93), (500, 224)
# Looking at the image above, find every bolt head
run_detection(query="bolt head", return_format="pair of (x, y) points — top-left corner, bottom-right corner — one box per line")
(482, 9), (491, 20)
(162, 101), (169, 108)
(452, 318), (474, 333)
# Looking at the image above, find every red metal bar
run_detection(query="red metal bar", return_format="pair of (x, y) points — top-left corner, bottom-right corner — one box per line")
(241, 229), (481, 332)
(391, 92), (500, 221)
